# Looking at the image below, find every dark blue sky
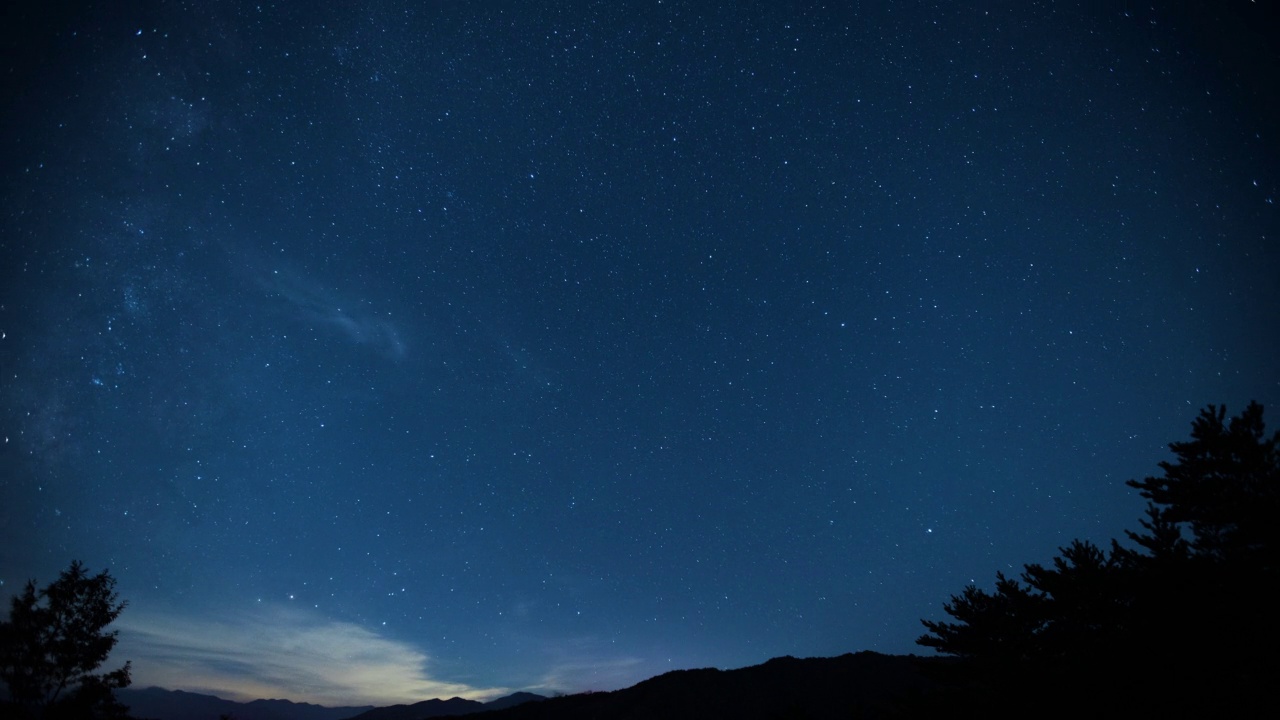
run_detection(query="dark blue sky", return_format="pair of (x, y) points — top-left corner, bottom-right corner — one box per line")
(2, 0), (1277, 705)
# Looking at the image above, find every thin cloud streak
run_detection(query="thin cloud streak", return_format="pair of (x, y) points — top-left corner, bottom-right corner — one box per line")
(116, 605), (506, 706)
(526, 635), (665, 694)
(537, 655), (649, 695)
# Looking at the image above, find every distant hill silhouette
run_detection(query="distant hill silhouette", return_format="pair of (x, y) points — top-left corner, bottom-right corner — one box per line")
(116, 687), (373, 720)
(115, 687), (545, 720)
(341, 692), (546, 720)
(116, 654), (935, 720)
(117, 687), (375, 720)
(455, 652), (938, 720)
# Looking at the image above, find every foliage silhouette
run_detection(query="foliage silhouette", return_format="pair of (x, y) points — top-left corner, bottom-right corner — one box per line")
(1126, 401), (1279, 569)
(0, 561), (133, 719)
(917, 402), (1279, 716)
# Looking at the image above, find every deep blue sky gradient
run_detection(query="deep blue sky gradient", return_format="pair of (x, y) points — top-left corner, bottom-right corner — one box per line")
(2, 0), (1277, 705)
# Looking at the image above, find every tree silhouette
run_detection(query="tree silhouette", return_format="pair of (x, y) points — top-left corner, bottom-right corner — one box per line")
(1126, 401), (1279, 570)
(917, 402), (1278, 715)
(0, 561), (133, 719)
(916, 571), (1043, 666)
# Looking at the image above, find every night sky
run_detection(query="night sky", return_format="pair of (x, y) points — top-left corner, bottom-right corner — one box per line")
(2, 0), (1278, 707)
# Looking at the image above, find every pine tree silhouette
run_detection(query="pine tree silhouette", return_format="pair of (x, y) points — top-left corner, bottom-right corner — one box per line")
(917, 402), (1278, 717)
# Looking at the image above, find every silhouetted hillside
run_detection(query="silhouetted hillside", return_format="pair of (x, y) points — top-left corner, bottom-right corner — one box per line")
(111, 653), (957, 720)
(115, 688), (547, 720)
(117, 687), (374, 720)
(480, 693), (545, 712)
(341, 693), (545, 720)
(464, 652), (938, 720)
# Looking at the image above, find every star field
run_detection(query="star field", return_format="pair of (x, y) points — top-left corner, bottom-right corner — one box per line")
(2, 0), (1277, 705)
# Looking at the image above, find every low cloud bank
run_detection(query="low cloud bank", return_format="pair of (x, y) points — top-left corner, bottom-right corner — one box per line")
(116, 605), (504, 706)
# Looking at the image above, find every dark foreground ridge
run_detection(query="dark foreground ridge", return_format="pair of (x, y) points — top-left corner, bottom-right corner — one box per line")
(457, 652), (937, 720)
(115, 653), (936, 720)
(343, 692), (547, 720)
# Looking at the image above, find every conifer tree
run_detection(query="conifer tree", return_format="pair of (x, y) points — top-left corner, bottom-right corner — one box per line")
(918, 402), (1278, 715)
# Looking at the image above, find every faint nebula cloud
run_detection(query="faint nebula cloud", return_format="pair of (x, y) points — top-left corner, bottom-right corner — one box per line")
(251, 261), (409, 362)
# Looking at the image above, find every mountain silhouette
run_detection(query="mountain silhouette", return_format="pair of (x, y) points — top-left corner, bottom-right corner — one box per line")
(115, 654), (932, 720)
(116, 687), (374, 720)
(115, 687), (546, 720)
(341, 692), (546, 720)
(450, 652), (935, 720)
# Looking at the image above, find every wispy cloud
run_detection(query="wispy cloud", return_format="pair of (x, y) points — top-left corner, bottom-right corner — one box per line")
(537, 654), (649, 694)
(253, 263), (409, 362)
(525, 634), (671, 694)
(115, 606), (505, 706)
